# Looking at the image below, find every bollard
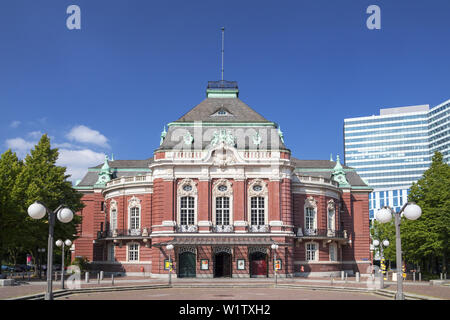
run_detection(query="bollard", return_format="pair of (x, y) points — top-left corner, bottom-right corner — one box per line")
(97, 273), (100, 284)
(419, 272), (421, 282)
(440, 273), (443, 280)
(413, 271), (416, 282)
(85, 272), (89, 283)
(55, 272), (58, 281)
(379, 271), (384, 289)
(345, 273), (348, 282)
(100, 271), (104, 281)
(341, 271), (345, 281)
(112, 274), (114, 286)
(356, 272), (360, 282)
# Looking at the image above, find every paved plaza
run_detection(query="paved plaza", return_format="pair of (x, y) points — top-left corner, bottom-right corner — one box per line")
(1, 276), (449, 300)
(58, 287), (387, 300)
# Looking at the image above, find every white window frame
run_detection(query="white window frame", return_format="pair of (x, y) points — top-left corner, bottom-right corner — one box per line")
(327, 200), (336, 232)
(128, 196), (141, 231)
(305, 242), (318, 262)
(107, 243), (115, 262)
(110, 199), (118, 232)
(212, 179), (233, 226)
(177, 179), (198, 226)
(329, 243), (338, 262)
(247, 179), (268, 226)
(127, 243), (140, 262)
(304, 196), (317, 234)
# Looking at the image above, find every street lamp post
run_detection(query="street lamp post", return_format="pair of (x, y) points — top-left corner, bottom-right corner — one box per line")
(271, 243), (279, 287)
(166, 244), (174, 286)
(375, 202), (422, 300)
(56, 239), (72, 289)
(27, 201), (74, 300)
(373, 239), (389, 287)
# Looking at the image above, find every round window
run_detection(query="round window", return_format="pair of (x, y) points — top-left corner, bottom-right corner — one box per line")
(253, 185), (262, 192)
(183, 185), (192, 192)
(218, 185), (227, 192)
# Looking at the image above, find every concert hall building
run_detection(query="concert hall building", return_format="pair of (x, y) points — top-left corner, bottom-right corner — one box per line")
(73, 81), (372, 278)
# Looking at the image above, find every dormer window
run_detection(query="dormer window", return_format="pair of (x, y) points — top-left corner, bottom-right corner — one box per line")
(211, 107), (233, 117)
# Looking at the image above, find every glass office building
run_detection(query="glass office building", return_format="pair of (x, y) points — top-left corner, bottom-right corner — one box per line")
(344, 99), (450, 220)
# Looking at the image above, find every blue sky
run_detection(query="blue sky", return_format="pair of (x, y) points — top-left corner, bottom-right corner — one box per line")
(1, 0), (450, 182)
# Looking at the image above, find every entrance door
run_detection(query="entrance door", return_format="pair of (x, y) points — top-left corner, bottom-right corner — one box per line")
(250, 252), (267, 277)
(178, 252), (196, 278)
(214, 252), (232, 278)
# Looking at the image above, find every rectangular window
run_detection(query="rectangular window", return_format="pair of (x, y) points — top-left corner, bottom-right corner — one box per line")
(250, 197), (265, 225)
(110, 209), (117, 231)
(128, 244), (139, 262)
(305, 207), (316, 231)
(130, 207), (140, 230)
(216, 197), (230, 225)
(306, 243), (317, 261)
(108, 244), (115, 262)
(329, 244), (337, 261)
(180, 196), (195, 225)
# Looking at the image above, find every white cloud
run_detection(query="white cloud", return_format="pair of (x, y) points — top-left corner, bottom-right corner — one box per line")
(10, 121), (21, 128)
(28, 131), (44, 139)
(57, 149), (105, 183)
(66, 125), (109, 148)
(5, 137), (36, 158)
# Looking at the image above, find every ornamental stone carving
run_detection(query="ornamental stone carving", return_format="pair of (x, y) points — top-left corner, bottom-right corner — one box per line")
(110, 199), (118, 211)
(211, 129), (235, 147)
(213, 246), (232, 254)
(212, 147), (236, 169)
(128, 196), (141, 208)
(327, 199), (335, 211)
(305, 196), (317, 209)
(178, 246), (196, 254)
(213, 179), (233, 197)
(183, 131), (193, 145)
(248, 179), (268, 197)
(248, 247), (268, 255)
(177, 178), (198, 196)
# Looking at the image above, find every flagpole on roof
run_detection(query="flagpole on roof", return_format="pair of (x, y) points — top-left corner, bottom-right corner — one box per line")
(221, 27), (225, 81)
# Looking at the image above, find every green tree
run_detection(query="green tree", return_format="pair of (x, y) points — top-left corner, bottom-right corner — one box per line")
(0, 150), (23, 272)
(404, 152), (450, 274)
(6, 134), (84, 274)
(371, 220), (396, 264)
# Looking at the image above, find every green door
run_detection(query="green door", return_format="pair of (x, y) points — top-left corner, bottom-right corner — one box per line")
(178, 252), (196, 278)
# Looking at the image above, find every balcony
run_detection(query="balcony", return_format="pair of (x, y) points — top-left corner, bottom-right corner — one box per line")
(295, 228), (347, 240)
(248, 224), (270, 233)
(213, 225), (234, 233)
(97, 227), (151, 239)
(176, 225), (199, 233)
